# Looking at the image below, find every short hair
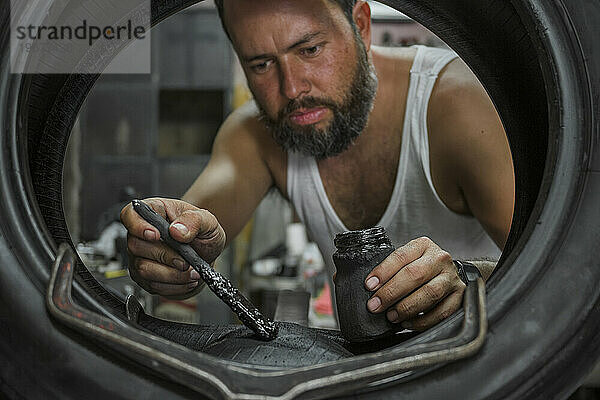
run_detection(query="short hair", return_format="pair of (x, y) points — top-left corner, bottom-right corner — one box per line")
(213, 0), (358, 39)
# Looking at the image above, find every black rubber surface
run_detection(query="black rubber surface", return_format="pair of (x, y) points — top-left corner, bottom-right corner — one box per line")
(134, 310), (419, 366)
(138, 316), (353, 367)
(0, 0), (598, 398)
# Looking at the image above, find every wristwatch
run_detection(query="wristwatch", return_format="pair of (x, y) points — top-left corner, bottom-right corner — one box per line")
(453, 260), (479, 284)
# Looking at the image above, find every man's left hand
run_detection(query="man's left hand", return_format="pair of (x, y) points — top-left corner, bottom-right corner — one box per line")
(364, 236), (465, 331)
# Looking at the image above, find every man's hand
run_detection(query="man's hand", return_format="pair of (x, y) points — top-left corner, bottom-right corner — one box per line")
(364, 237), (465, 331)
(120, 197), (226, 299)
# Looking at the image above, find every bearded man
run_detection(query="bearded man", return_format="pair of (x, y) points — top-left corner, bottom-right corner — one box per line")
(121, 0), (514, 331)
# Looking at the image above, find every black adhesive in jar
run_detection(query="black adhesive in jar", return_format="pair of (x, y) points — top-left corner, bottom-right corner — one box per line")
(333, 226), (396, 342)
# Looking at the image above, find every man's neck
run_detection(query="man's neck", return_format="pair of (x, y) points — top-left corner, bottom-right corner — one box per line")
(308, 46), (418, 230)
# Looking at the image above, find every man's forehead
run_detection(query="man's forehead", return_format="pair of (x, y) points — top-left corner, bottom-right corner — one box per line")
(222, 0), (338, 17)
(223, 0), (346, 51)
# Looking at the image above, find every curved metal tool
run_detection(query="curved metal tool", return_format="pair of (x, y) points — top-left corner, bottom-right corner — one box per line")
(47, 243), (487, 399)
(131, 199), (278, 341)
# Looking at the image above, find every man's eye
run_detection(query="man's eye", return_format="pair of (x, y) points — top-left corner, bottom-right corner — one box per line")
(251, 60), (273, 73)
(301, 45), (322, 57)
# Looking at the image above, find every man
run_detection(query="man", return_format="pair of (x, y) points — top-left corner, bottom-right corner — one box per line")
(120, 0), (514, 331)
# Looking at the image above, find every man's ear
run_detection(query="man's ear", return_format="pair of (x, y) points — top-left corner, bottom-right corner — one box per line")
(352, 1), (372, 52)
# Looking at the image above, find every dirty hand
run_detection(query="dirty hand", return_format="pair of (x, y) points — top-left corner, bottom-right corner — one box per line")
(120, 197), (226, 299)
(364, 236), (465, 331)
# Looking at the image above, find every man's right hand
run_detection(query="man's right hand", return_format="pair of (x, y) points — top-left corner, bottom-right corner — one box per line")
(120, 197), (226, 299)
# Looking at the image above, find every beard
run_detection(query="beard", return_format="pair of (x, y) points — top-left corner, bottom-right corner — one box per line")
(257, 36), (378, 159)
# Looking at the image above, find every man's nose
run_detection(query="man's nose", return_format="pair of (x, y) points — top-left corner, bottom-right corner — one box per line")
(279, 59), (310, 100)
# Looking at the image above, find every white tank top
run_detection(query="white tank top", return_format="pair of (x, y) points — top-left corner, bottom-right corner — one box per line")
(287, 45), (501, 310)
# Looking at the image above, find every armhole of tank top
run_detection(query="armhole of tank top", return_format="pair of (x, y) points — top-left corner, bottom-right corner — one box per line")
(418, 50), (470, 217)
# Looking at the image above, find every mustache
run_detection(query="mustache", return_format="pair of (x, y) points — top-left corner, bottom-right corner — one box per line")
(279, 96), (340, 120)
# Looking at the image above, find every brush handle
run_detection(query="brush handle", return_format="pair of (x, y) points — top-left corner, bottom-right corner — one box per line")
(132, 200), (278, 341)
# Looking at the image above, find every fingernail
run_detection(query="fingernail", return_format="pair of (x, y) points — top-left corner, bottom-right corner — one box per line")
(367, 296), (381, 312)
(190, 270), (201, 280)
(401, 321), (413, 329)
(188, 281), (199, 288)
(173, 258), (186, 270)
(387, 309), (399, 322)
(172, 223), (189, 236)
(366, 276), (379, 290)
(143, 229), (157, 241)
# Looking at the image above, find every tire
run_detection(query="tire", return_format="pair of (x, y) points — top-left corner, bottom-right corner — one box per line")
(0, 0), (598, 399)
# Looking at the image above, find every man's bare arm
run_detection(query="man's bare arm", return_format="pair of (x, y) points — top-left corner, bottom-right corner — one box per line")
(121, 102), (278, 298)
(183, 102), (279, 244)
(430, 59), (514, 248)
(430, 58), (514, 270)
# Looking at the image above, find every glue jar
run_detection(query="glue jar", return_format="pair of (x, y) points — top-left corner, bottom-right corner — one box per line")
(332, 226), (396, 342)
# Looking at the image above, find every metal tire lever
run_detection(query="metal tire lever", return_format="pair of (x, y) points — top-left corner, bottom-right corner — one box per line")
(46, 243), (487, 399)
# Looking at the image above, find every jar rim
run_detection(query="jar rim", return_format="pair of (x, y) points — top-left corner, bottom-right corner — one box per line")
(334, 226), (391, 250)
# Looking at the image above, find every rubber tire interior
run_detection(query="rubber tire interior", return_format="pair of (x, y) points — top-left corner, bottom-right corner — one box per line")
(0, 0), (599, 398)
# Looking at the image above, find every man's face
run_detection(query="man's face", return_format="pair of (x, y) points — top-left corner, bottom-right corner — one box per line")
(224, 0), (378, 159)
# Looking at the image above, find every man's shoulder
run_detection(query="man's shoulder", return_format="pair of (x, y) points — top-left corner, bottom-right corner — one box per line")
(218, 101), (280, 152)
(428, 57), (502, 144)
(426, 54), (507, 179)
(429, 58), (488, 118)
(425, 55), (510, 217)
(215, 100), (287, 185)
(220, 100), (267, 139)
(425, 54), (509, 185)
